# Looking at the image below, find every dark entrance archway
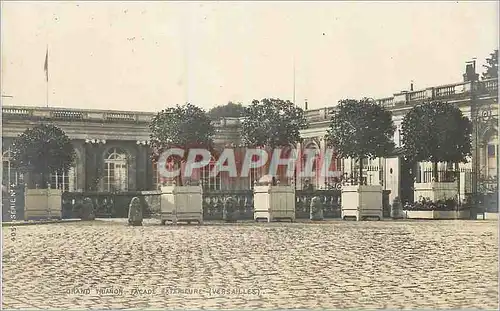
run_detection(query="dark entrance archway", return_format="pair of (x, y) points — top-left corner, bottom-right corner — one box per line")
(400, 156), (415, 205)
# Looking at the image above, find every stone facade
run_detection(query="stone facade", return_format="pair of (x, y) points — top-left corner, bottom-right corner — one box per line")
(2, 77), (498, 207)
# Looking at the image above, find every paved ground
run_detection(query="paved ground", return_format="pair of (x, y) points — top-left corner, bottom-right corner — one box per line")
(2, 219), (498, 309)
(2, 219), (81, 227)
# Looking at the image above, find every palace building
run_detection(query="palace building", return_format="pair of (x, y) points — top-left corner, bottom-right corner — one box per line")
(2, 72), (498, 208)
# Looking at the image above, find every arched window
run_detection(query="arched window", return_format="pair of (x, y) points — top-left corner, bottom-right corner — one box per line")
(1, 149), (22, 190)
(104, 148), (128, 192)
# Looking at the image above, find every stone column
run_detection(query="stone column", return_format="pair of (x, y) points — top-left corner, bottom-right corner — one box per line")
(84, 144), (95, 191)
(145, 148), (153, 190)
(95, 145), (104, 191)
(135, 144), (146, 191)
(295, 142), (302, 190)
(318, 138), (327, 189)
(128, 147), (137, 191)
(75, 142), (86, 191)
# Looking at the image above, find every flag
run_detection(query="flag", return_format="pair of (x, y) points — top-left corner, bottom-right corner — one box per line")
(44, 46), (48, 82)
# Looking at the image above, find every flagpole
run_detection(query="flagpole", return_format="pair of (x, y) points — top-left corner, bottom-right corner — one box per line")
(45, 8), (49, 108)
(293, 55), (296, 104)
(46, 45), (49, 108)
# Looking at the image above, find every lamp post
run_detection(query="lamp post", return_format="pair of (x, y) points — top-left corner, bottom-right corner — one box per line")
(84, 138), (106, 191)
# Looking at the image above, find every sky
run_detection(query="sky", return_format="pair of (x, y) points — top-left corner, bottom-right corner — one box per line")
(1, 1), (498, 112)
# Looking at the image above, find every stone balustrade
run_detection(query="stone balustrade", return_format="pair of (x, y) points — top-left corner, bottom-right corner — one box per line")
(303, 78), (498, 118)
(3, 107), (33, 117)
(1, 106), (244, 142)
(377, 97), (395, 108)
(105, 112), (137, 122)
(2, 106), (243, 128)
(2, 78), (497, 138)
(2, 106), (154, 123)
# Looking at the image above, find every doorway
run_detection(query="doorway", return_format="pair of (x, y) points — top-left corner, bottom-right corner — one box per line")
(400, 156), (414, 205)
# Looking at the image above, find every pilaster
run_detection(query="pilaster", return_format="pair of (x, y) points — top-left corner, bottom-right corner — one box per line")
(128, 146), (137, 191)
(295, 141), (302, 190)
(318, 138), (327, 189)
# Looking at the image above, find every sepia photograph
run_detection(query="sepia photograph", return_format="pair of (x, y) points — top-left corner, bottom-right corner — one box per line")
(1, 1), (499, 310)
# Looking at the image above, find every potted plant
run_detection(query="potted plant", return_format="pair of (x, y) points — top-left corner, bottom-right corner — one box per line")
(326, 98), (395, 221)
(149, 103), (215, 225)
(241, 98), (308, 222)
(401, 101), (472, 204)
(10, 124), (76, 220)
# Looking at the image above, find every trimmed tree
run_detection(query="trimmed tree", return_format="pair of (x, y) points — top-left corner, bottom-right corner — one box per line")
(400, 101), (472, 181)
(10, 124), (76, 189)
(241, 98), (308, 148)
(241, 98), (308, 184)
(149, 103), (215, 185)
(481, 49), (498, 80)
(326, 98), (395, 185)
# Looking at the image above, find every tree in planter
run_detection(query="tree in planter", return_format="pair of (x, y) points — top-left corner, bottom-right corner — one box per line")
(10, 124), (76, 189)
(400, 101), (472, 181)
(325, 98), (395, 185)
(149, 103), (215, 186)
(241, 98), (308, 183)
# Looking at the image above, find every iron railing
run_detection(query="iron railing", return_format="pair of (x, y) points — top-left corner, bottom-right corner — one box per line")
(56, 188), (392, 221)
(415, 169), (473, 183)
(61, 191), (160, 219)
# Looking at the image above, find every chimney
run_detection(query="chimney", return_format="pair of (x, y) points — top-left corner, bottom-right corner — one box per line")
(463, 60), (479, 82)
(410, 80), (414, 91)
(304, 99), (308, 111)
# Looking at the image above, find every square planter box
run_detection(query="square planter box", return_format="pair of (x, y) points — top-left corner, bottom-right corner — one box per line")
(341, 185), (383, 221)
(484, 212), (498, 220)
(433, 210), (470, 219)
(24, 188), (62, 221)
(159, 185), (203, 225)
(404, 209), (471, 219)
(404, 210), (434, 219)
(253, 185), (295, 222)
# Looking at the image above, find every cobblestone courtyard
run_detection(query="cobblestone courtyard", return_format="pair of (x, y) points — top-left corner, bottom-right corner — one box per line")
(2, 219), (499, 309)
